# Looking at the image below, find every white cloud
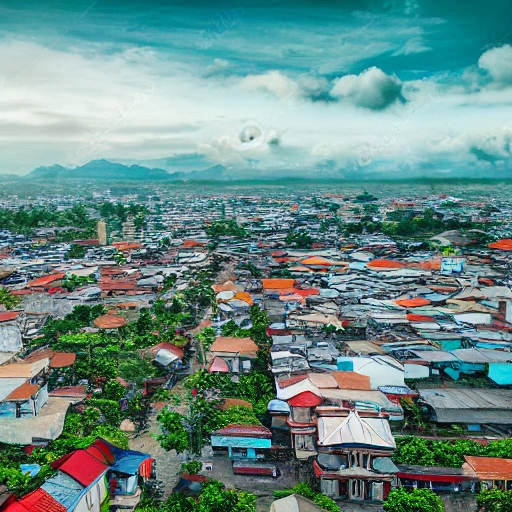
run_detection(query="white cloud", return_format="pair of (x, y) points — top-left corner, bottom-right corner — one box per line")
(239, 70), (297, 100)
(392, 37), (431, 56)
(330, 67), (404, 110)
(478, 44), (512, 87)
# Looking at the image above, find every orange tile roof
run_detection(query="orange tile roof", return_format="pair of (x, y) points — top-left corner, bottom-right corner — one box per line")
(261, 279), (296, 290)
(0, 312), (19, 323)
(489, 239), (512, 251)
(219, 398), (253, 410)
(395, 297), (431, 308)
(366, 259), (405, 269)
(93, 314), (127, 329)
(464, 456), (512, 480)
(331, 371), (371, 391)
(27, 273), (65, 288)
(5, 382), (40, 401)
(209, 336), (259, 355)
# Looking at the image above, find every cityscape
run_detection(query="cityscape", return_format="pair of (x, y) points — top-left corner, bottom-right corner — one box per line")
(0, 2), (512, 512)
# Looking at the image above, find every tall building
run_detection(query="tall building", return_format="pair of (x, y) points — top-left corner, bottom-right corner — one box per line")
(97, 219), (107, 246)
(122, 218), (136, 242)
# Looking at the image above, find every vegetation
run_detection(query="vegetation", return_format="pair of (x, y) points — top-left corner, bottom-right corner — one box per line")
(394, 437), (512, 468)
(0, 204), (96, 236)
(285, 229), (313, 248)
(204, 219), (248, 238)
(0, 286), (21, 310)
(383, 488), (444, 512)
(140, 480), (257, 512)
(477, 488), (512, 511)
(65, 244), (87, 259)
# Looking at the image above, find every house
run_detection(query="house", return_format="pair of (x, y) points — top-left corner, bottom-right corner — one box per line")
(0, 356), (84, 444)
(208, 336), (259, 374)
(313, 409), (398, 502)
(463, 456), (512, 491)
(211, 424), (272, 459)
(2, 438), (154, 512)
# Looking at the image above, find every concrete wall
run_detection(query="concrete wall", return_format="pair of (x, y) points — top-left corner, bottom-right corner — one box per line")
(441, 493), (478, 512)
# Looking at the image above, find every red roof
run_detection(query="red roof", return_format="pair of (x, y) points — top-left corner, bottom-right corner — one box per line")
(213, 424), (272, 438)
(464, 456), (512, 480)
(288, 391), (323, 407)
(261, 279), (296, 290)
(85, 439), (115, 465)
(395, 297), (431, 308)
(146, 342), (184, 359)
(366, 259), (405, 269)
(0, 312), (19, 323)
(407, 313), (436, 323)
(5, 489), (66, 512)
(52, 449), (108, 486)
(27, 273), (66, 288)
(489, 239), (512, 251)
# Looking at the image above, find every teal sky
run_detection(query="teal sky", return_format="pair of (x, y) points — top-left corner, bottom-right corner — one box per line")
(0, 0), (511, 176)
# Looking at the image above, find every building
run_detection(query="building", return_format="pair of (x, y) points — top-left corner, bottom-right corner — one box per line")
(97, 219), (107, 246)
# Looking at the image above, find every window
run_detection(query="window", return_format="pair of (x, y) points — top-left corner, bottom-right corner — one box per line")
(85, 491), (94, 510)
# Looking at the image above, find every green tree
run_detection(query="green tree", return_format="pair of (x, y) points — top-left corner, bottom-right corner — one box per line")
(383, 488), (444, 512)
(65, 244), (86, 259)
(156, 409), (190, 453)
(477, 488), (512, 512)
(0, 286), (21, 310)
(285, 229), (313, 248)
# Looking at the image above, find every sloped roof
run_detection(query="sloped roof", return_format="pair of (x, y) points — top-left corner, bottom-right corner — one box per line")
(27, 273), (66, 288)
(317, 410), (395, 449)
(331, 371), (371, 391)
(0, 312), (19, 323)
(213, 424), (271, 438)
(0, 358), (49, 379)
(489, 239), (512, 250)
(5, 489), (66, 512)
(52, 450), (108, 486)
(209, 336), (258, 355)
(464, 456), (512, 480)
(5, 382), (40, 401)
(261, 279), (296, 290)
(366, 259), (405, 269)
(288, 391), (323, 407)
(93, 314), (127, 329)
(395, 297), (431, 308)
(270, 494), (324, 512)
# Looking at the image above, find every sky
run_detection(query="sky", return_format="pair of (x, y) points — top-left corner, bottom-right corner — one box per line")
(0, 0), (512, 177)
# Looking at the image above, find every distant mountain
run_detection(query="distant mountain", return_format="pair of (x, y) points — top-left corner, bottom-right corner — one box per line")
(26, 159), (171, 181)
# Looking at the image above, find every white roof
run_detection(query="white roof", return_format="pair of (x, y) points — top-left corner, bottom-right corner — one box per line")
(317, 411), (395, 449)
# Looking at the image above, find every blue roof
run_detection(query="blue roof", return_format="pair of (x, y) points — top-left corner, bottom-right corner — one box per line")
(42, 471), (84, 509)
(110, 449), (152, 475)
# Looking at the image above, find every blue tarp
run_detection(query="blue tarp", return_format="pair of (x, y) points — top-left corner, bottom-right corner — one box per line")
(110, 450), (152, 475)
(20, 464), (41, 477)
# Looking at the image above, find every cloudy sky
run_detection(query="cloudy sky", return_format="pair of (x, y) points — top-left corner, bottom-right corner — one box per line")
(1, 0), (512, 177)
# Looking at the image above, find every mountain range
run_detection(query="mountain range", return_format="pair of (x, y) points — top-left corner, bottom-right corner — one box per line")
(1, 157), (510, 183)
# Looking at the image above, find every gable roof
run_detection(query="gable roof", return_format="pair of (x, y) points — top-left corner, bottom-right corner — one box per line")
(209, 336), (259, 355)
(5, 489), (66, 512)
(464, 456), (512, 480)
(52, 450), (108, 487)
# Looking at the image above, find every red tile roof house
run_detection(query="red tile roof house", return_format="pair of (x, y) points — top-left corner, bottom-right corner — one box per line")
(1, 438), (154, 512)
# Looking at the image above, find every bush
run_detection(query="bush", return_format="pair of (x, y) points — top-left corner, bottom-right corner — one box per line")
(383, 488), (444, 512)
(477, 488), (512, 512)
